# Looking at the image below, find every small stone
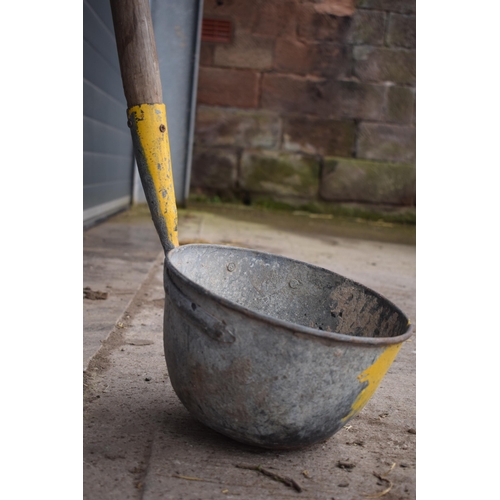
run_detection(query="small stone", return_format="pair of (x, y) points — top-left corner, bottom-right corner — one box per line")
(145, 377), (152, 382)
(408, 428), (416, 434)
(83, 287), (108, 300)
(338, 481), (349, 487)
(337, 460), (355, 470)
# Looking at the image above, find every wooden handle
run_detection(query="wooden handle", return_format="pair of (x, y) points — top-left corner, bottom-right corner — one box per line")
(110, 0), (179, 253)
(110, 0), (163, 107)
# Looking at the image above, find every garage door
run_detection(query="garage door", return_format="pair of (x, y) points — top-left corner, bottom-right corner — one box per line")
(83, 0), (134, 227)
(83, 0), (203, 227)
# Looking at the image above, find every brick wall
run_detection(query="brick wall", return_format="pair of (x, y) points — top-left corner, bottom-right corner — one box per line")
(191, 0), (416, 208)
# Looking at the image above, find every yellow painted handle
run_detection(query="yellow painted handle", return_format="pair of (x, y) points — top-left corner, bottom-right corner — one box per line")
(111, 0), (178, 253)
(128, 104), (179, 252)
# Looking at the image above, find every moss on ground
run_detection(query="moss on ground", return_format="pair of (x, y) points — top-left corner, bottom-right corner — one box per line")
(188, 194), (415, 226)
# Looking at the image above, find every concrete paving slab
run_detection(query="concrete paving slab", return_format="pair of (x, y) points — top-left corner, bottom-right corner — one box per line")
(83, 210), (163, 370)
(84, 205), (416, 500)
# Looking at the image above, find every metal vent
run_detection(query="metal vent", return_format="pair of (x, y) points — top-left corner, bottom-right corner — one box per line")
(201, 18), (232, 43)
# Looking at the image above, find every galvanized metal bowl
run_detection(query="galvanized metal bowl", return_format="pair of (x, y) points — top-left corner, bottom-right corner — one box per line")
(111, 0), (412, 452)
(163, 244), (412, 450)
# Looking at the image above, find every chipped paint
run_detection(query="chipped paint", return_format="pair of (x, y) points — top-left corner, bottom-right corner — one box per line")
(342, 343), (402, 423)
(128, 104), (179, 250)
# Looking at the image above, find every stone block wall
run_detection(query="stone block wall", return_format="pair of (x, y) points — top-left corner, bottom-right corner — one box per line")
(191, 0), (416, 208)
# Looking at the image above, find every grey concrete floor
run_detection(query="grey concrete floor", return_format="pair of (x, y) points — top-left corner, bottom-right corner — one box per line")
(83, 204), (416, 500)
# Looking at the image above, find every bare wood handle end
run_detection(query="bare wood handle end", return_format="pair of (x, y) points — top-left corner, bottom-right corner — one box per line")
(110, 0), (163, 107)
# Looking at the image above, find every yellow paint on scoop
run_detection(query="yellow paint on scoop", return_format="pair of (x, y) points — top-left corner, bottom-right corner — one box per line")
(342, 343), (402, 423)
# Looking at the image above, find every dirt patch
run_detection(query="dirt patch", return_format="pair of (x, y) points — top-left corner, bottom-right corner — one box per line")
(83, 287), (108, 300)
(83, 320), (126, 404)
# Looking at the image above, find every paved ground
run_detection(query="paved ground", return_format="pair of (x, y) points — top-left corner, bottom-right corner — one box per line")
(83, 203), (416, 500)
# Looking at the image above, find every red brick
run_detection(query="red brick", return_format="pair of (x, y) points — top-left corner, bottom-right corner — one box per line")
(313, 0), (356, 17)
(261, 74), (386, 120)
(297, 4), (352, 41)
(274, 38), (350, 78)
(274, 38), (310, 75)
(214, 33), (274, 70)
(195, 106), (281, 149)
(203, 0), (258, 32)
(261, 74), (326, 116)
(312, 43), (351, 78)
(251, 1), (298, 37)
(199, 44), (214, 67)
(196, 67), (260, 108)
(283, 116), (356, 156)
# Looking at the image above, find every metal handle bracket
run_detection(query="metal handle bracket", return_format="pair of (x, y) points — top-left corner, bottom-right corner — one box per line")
(166, 276), (235, 344)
